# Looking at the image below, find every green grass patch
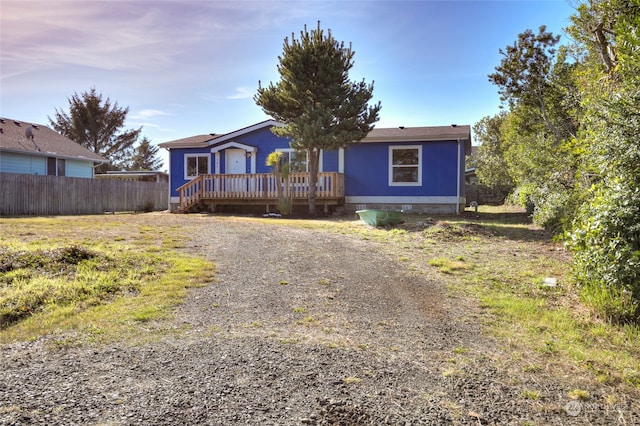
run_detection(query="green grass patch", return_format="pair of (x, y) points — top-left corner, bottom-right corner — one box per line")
(428, 257), (473, 274)
(0, 216), (214, 344)
(568, 389), (591, 400)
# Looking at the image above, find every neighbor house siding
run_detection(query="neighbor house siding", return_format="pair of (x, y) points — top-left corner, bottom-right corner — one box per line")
(0, 152), (46, 175)
(0, 152), (95, 178)
(65, 159), (94, 178)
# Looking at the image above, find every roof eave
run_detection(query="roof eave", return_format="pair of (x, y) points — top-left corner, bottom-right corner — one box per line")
(158, 119), (282, 150)
(208, 119), (282, 145)
(158, 140), (212, 149)
(0, 147), (107, 162)
(361, 133), (471, 143)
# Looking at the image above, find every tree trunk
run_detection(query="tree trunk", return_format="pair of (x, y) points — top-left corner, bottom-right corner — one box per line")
(274, 163), (283, 199)
(307, 148), (320, 216)
(593, 21), (616, 73)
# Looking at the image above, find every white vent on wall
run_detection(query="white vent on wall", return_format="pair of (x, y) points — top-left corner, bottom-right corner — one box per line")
(356, 204), (367, 210)
(402, 205), (413, 211)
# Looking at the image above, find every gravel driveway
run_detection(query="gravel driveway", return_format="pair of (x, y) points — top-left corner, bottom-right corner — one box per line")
(0, 215), (637, 425)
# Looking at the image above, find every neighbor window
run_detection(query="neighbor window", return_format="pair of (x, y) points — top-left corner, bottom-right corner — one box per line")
(47, 157), (66, 176)
(389, 146), (421, 186)
(185, 155), (209, 179)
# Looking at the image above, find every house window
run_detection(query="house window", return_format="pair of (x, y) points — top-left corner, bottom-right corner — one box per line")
(389, 146), (421, 186)
(47, 157), (66, 176)
(185, 155), (209, 179)
(276, 149), (308, 172)
(275, 149), (323, 172)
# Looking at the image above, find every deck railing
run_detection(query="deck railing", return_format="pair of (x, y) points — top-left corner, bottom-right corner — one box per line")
(178, 172), (344, 211)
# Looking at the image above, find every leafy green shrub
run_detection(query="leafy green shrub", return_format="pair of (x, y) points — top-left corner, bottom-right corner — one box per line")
(532, 179), (584, 234)
(276, 197), (293, 216)
(568, 178), (640, 323)
(510, 184), (536, 216)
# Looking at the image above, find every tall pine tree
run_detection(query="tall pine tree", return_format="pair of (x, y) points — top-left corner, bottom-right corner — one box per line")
(49, 88), (141, 173)
(127, 137), (164, 171)
(255, 22), (381, 215)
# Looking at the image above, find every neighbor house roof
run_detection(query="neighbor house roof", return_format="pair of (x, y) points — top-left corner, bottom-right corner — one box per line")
(0, 117), (107, 162)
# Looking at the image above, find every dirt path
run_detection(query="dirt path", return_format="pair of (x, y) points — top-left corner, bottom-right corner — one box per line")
(178, 218), (471, 355)
(0, 215), (634, 425)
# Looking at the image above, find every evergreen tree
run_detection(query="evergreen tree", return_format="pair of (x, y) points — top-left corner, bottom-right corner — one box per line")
(487, 27), (582, 229)
(49, 88), (141, 173)
(127, 137), (163, 171)
(473, 113), (514, 189)
(255, 21), (381, 215)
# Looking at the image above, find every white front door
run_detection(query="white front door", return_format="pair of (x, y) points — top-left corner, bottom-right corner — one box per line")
(226, 149), (246, 193)
(226, 149), (246, 174)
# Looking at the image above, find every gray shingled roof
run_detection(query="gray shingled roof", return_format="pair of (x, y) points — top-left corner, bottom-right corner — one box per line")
(363, 125), (472, 143)
(157, 134), (220, 149)
(0, 117), (107, 162)
(157, 122), (471, 150)
(157, 120), (282, 149)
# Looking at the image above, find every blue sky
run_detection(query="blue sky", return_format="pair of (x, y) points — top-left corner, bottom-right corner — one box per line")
(1, 0), (577, 170)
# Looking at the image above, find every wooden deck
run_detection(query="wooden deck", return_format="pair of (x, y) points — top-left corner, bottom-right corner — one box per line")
(177, 172), (345, 213)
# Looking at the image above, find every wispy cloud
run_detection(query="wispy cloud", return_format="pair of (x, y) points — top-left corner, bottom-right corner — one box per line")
(226, 87), (255, 100)
(1, 1), (228, 79)
(131, 109), (172, 120)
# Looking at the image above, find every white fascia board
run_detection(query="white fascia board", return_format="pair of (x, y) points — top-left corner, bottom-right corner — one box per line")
(210, 141), (256, 154)
(209, 120), (282, 146)
(0, 148), (104, 162)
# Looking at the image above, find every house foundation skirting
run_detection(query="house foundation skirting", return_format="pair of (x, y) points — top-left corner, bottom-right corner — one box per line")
(344, 196), (465, 214)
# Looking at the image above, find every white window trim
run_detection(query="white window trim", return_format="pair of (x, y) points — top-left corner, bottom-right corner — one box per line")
(275, 148), (323, 172)
(389, 145), (422, 186)
(184, 154), (210, 180)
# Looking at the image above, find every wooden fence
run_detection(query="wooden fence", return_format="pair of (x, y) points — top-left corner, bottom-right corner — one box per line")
(465, 184), (512, 206)
(0, 173), (168, 216)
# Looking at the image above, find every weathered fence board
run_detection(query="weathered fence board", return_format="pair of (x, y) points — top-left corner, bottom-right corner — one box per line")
(0, 173), (168, 216)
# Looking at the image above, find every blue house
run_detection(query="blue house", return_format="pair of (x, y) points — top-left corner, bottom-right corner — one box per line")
(159, 120), (471, 214)
(0, 117), (106, 177)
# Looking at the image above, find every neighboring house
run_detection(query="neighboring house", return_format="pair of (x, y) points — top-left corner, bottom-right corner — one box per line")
(466, 167), (478, 185)
(159, 119), (472, 214)
(95, 170), (169, 183)
(465, 167), (512, 206)
(0, 117), (106, 177)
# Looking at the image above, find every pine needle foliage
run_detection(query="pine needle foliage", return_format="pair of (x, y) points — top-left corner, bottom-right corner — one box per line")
(49, 87), (142, 173)
(255, 21), (381, 215)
